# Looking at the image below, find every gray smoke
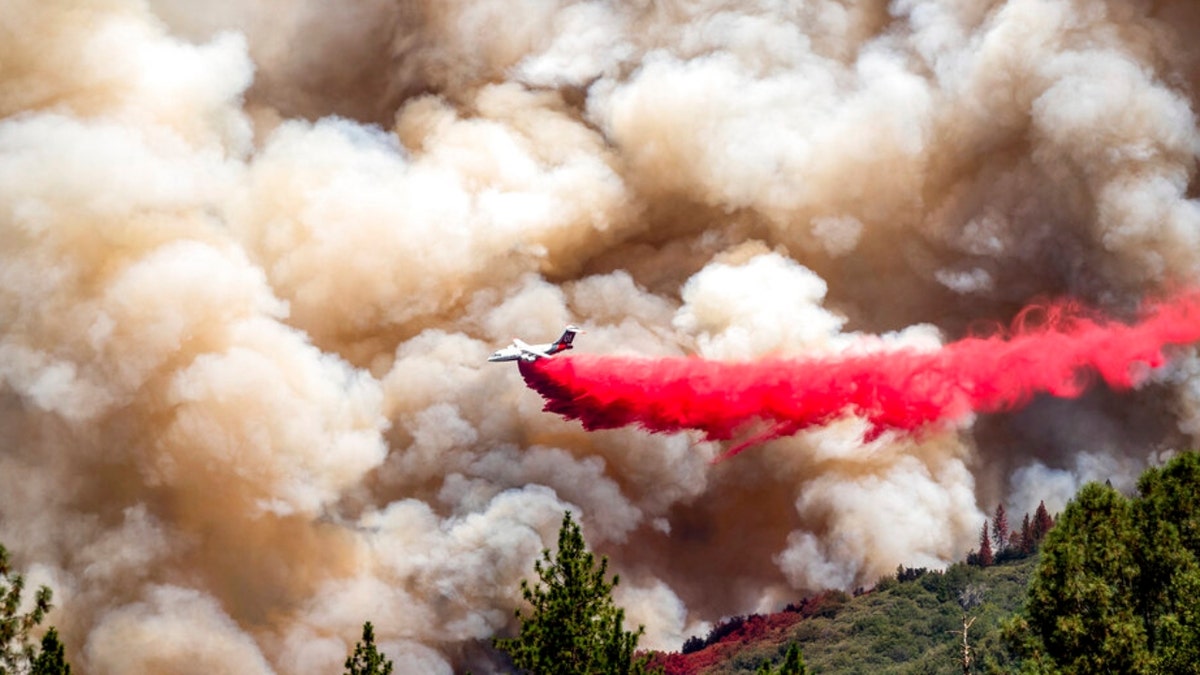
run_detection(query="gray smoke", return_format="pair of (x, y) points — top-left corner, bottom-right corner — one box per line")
(3, 0), (1200, 671)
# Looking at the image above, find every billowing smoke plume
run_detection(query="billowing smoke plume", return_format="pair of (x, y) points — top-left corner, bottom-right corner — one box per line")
(522, 290), (1200, 458)
(3, 0), (1200, 672)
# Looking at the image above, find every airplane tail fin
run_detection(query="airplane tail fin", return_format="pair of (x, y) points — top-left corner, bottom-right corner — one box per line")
(556, 325), (583, 349)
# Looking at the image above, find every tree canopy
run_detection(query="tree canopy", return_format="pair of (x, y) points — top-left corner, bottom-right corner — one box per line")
(30, 629), (70, 675)
(344, 622), (393, 675)
(495, 512), (653, 674)
(0, 543), (68, 675)
(1021, 482), (1148, 673)
(1014, 451), (1200, 673)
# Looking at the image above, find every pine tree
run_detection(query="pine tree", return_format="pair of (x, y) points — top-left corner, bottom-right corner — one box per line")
(1019, 512), (1034, 555)
(344, 622), (393, 675)
(495, 512), (653, 674)
(30, 628), (70, 675)
(976, 522), (993, 567)
(1032, 500), (1054, 544)
(992, 504), (1009, 553)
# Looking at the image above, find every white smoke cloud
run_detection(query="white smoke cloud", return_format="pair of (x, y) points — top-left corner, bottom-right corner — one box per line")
(674, 251), (848, 358)
(86, 586), (275, 675)
(3, 0), (1200, 671)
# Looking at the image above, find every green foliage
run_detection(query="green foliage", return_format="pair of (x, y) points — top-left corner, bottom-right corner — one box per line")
(672, 456), (1200, 673)
(701, 556), (1039, 675)
(495, 512), (654, 675)
(1015, 451), (1200, 673)
(1132, 450), (1200, 670)
(344, 622), (393, 675)
(30, 629), (69, 675)
(0, 543), (63, 675)
(1021, 483), (1150, 673)
(755, 643), (807, 674)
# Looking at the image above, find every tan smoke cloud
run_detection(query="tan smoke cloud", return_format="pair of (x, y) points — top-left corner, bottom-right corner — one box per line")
(3, 0), (1200, 671)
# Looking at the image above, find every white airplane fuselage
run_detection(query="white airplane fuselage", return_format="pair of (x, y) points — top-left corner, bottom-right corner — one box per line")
(488, 326), (581, 362)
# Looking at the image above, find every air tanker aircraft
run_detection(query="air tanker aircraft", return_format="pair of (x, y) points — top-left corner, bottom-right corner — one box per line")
(487, 325), (583, 362)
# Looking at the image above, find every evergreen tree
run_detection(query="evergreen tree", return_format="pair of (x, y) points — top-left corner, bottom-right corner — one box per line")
(344, 622), (393, 675)
(992, 504), (1009, 553)
(1013, 454), (1200, 672)
(1032, 500), (1054, 544)
(30, 628), (69, 675)
(0, 542), (60, 675)
(495, 512), (653, 675)
(975, 522), (993, 567)
(1020, 483), (1150, 673)
(755, 643), (807, 674)
(1019, 512), (1034, 555)
(1131, 452), (1200, 671)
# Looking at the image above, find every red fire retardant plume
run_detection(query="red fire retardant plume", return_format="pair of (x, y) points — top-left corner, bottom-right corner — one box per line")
(519, 291), (1200, 459)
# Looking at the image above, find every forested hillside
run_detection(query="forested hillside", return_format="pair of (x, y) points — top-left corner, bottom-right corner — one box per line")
(654, 451), (1200, 674)
(654, 556), (1037, 674)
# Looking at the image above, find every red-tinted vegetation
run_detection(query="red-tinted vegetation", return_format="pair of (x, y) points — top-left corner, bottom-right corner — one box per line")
(970, 502), (1056, 566)
(650, 592), (850, 675)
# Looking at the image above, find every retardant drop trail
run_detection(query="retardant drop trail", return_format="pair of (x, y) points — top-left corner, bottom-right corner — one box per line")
(519, 291), (1200, 458)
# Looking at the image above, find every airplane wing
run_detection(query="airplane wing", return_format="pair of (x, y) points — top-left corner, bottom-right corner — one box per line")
(513, 338), (552, 360)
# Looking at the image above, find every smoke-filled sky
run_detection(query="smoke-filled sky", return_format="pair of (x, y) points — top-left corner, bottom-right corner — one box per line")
(3, 0), (1200, 672)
